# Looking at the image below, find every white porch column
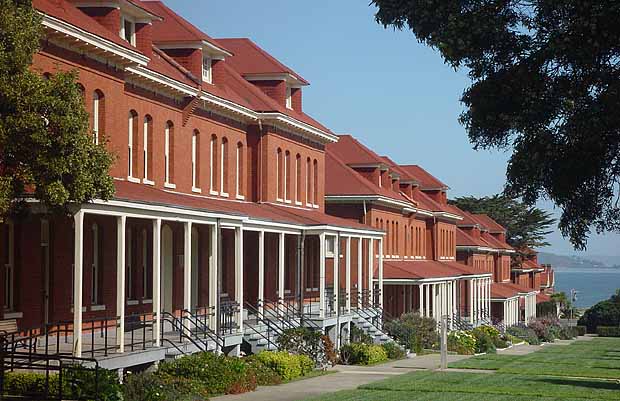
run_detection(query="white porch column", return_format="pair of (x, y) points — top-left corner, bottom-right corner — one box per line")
(425, 283), (430, 318)
(487, 279), (491, 317)
(152, 218), (162, 347)
(378, 238), (384, 308)
(477, 278), (482, 322)
(278, 232), (285, 315)
(258, 231), (265, 315)
(73, 210), (84, 357)
(419, 284), (424, 316)
(469, 279), (474, 324)
(357, 237), (363, 308)
(208, 223), (219, 331)
(334, 235), (340, 316)
(452, 280), (458, 318)
(319, 233), (326, 318)
(503, 302), (507, 325)
(345, 236), (351, 313)
(116, 216), (126, 353)
(183, 222), (192, 314)
(235, 227), (244, 331)
(368, 238), (374, 305)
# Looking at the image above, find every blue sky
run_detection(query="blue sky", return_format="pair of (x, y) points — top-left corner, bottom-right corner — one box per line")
(165, 0), (620, 257)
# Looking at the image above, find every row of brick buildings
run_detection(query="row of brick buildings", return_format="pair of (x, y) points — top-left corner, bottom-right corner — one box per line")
(0, 0), (554, 369)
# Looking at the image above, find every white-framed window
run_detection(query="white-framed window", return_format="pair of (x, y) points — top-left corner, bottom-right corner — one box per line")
(284, 151), (290, 202)
(3, 221), (14, 311)
(209, 135), (217, 195)
(93, 91), (100, 144)
(126, 227), (133, 300)
(164, 122), (173, 185)
(192, 130), (200, 191)
(236, 142), (244, 199)
(295, 154), (301, 205)
(91, 223), (100, 305)
(120, 15), (136, 46)
(276, 148), (283, 201)
(285, 86), (292, 109)
(220, 138), (228, 196)
(143, 115), (153, 183)
(142, 229), (148, 299)
(306, 157), (311, 206)
(325, 237), (335, 257)
(202, 56), (212, 84)
(128, 111), (137, 179)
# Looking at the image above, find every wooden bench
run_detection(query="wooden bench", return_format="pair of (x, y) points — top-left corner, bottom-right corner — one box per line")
(0, 318), (17, 335)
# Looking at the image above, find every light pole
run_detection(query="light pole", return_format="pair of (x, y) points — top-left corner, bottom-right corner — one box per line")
(569, 289), (579, 323)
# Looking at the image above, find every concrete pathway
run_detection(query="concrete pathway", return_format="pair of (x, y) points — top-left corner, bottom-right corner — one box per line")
(213, 339), (586, 401)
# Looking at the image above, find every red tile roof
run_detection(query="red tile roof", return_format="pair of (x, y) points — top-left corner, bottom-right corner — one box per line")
(503, 281), (536, 294)
(456, 228), (488, 247)
(491, 282), (520, 299)
(398, 165), (448, 190)
(381, 260), (488, 280)
(473, 214), (506, 233)
(141, 0), (230, 53)
(113, 181), (378, 232)
(327, 135), (387, 166)
(216, 38), (308, 85)
(34, 0), (143, 53)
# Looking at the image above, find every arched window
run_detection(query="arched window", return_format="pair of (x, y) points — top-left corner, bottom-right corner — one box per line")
(91, 223), (101, 305)
(313, 159), (318, 207)
(306, 157), (311, 206)
(236, 142), (244, 199)
(192, 130), (200, 190)
(284, 150), (291, 202)
(143, 115), (153, 182)
(220, 137), (229, 196)
(164, 121), (174, 185)
(295, 154), (302, 204)
(276, 148), (283, 201)
(128, 110), (138, 179)
(93, 90), (104, 144)
(210, 135), (218, 194)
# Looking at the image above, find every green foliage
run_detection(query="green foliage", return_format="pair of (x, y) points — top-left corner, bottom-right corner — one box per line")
(122, 371), (202, 401)
(578, 290), (620, 332)
(450, 195), (555, 249)
(536, 301), (558, 318)
(372, 0), (620, 249)
(448, 330), (477, 355)
(244, 356), (282, 386)
(3, 372), (61, 398)
(350, 324), (373, 345)
(471, 328), (496, 354)
(276, 327), (335, 368)
(0, 0), (115, 218)
(380, 341), (406, 360)
(596, 326), (620, 337)
(339, 343), (388, 365)
(383, 312), (438, 353)
(575, 325), (587, 336)
(507, 326), (541, 345)
(254, 351), (311, 381)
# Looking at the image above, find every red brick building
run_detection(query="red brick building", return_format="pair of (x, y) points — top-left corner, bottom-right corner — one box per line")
(0, 0), (386, 368)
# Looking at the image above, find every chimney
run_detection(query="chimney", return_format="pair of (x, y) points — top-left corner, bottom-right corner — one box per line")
(135, 23), (153, 58)
(79, 7), (121, 35)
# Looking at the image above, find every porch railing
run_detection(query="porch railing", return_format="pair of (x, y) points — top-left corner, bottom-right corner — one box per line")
(219, 300), (240, 336)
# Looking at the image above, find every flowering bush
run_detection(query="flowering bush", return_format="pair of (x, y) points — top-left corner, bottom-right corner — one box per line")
(507, 326), (541, 345)
(448, 330), (477, 355)
(477, 325), (500, 339)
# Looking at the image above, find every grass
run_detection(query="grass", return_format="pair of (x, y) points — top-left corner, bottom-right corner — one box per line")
(306, 338), (620, 400)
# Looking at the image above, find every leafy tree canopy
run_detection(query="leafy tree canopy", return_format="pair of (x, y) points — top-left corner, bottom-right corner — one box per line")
(0, 0), (114, 218)
(450, 194), (555, 249)
(372, 0), (620, 250)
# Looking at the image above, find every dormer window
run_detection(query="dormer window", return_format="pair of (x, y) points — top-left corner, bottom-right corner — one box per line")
(202, 56), (212, 84)
(285, 86), (292, 109)
(120, 16), (136, 46)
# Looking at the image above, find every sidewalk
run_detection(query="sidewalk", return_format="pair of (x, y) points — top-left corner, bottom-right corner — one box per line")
(211, 353), (471, 401)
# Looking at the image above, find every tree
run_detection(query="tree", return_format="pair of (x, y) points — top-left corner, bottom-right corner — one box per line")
(578, 289), (620, 332)
(450, 194), (555, 249)
(0, 0), (114, 218)
(371, 0), (620, 250)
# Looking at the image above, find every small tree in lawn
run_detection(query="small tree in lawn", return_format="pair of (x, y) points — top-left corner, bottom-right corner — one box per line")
(0, 0), (115, 220)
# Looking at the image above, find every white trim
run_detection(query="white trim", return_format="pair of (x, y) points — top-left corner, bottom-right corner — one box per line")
(90, 305), (106, 312)
(164, 182), (176, 189)
(192, 187), (202, 194)
(120, 15), (136, 46)
(244, 73), (307, 87)
(92, 92), (100, 144)
(285, 86), (292, 109)
(3, 312), (23, 319)
(40, 14), (148, 66)
(260, 113), (338, 143)
(127, 176), (140, 183)
(142, 178), (154, 186)
(202, 55), (212, 84)
(192, 130), (198, 189)
(126, 300), (140, 306)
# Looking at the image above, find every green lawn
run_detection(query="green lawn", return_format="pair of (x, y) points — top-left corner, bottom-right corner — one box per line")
(307, 338), (620, 400)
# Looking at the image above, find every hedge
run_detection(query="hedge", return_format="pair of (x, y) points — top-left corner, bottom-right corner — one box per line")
(596, 326), (620, 337)
(254, 351), (313, 381)
(575, 325), (587, 336)
(340, 343), (388, 365)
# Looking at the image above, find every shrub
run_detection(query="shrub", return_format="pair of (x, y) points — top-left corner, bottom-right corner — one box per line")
(320, 335), (338, 367)
(123, 371), (203, 401)
(350, 325), (373, 345)
(447, 330), (476, 355)
(537, 300), (558, 318)
(597, 326), (620, 337)
(3, 372), (61, 398)
(578, 290), (620, 332)
(339, 342), (388, 365)
(255, 351), (310, 381)
(277, 327), (334, 368)
(477, 325), (500, 339)
(381, 341), (406, 360)
(528, 319), (554, 342)
(383, 313), (438, 353)
(507, 326), (541, 345)
(575, 325), (587, 336)
(244, 356), (282, 386)
(471, 328), (496, 354)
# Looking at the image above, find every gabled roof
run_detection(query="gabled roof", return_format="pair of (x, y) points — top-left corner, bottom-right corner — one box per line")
(216, 38), (308, 85)
(141, 0), (231, 55)
(473, 214), (507, 233)
(34, 0), (144, 53)
(327, 135), (387, 167)
(456, 228), (488, 248)
(491, 282), (520, 299)
(398, 165), (448, 190)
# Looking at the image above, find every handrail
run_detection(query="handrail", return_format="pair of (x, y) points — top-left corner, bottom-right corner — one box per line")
(160, 312), (210, 353)
(182, 309), (224, 349)
(243, 302), (280, 351)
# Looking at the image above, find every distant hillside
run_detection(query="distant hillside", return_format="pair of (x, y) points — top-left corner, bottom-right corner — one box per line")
(538, 252), (620, 268)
